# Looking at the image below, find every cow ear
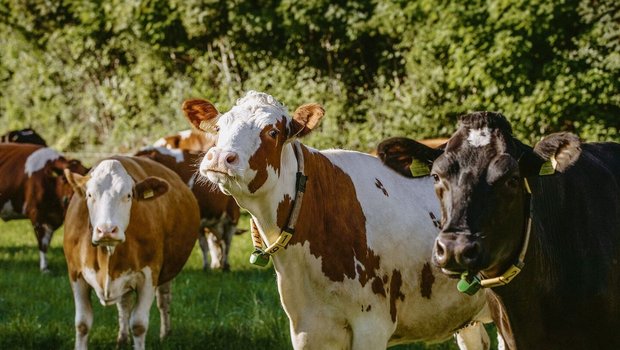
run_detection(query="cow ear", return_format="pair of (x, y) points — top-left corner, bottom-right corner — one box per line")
(377, 137), (444, 178)
(182, 99), (220, 133)
(133, 177), (169, 201)
(289, 103), (325, 138)
(534, 132), (581, 174)
(64, 169), (90, 197)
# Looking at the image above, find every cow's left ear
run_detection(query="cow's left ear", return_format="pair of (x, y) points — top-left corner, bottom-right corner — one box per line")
(64, 169), (91, 197)
(377, 137), (444, 178)
(133, 177), (169, 201)
(519, 132), (581, 177)
(182, 99), (220, 133)
(289, 103), (324, 138)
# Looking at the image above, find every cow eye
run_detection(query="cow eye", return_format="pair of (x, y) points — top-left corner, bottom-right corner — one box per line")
(127, 193), (132, 199)
(431, 174), (440, 183)
(268, 129), (279, 138)
(505, 176), (519, 188)
(87, 192), (92, 198)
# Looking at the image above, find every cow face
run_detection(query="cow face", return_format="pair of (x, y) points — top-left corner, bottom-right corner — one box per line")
(429, 112), (581, 278)
(65, 160), (169, 246)
(183, 91), (324, 196)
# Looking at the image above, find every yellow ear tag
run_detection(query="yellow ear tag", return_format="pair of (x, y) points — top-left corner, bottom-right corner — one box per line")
(539, 154), (557, 176)
(409, 158), (431, 178)
(143, 190), (154, 199)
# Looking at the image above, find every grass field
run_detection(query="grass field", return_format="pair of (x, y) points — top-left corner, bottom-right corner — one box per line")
(0, 216), (496, 349)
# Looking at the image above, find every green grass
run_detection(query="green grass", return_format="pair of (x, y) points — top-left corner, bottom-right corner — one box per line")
(0, 217), (496, 349)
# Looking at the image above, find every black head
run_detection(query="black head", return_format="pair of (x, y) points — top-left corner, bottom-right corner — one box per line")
(431, 112), (581, 277)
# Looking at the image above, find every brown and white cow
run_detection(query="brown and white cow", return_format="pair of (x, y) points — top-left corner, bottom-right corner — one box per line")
(0, 143), (88, 271)
(182, 91), (495, 349)
(153, 129), (215, 151)
(135, 146), (242, 270)
(63, 156), (199, 349)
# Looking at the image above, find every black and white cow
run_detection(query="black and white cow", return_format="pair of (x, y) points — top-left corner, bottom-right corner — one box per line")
(378, 112), (620, 349)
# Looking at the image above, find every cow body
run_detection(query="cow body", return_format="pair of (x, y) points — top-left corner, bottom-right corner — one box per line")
(63, 156), (199, 349)
(0, 143), (87, 271)
(153, 129), (214, 151)
(1, 128), (47, 146)
(135, 146), (241, 270)
(182, 91), (493, 349)
(383, 113), (620, 349)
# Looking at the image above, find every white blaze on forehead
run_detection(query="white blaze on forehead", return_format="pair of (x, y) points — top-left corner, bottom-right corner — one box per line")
(220, 91), (289, 129)
(467, 127), (492, 147)
(24, 148), (61, 176)
(139, 146), (184, 163)
(88, 160), (133, 194)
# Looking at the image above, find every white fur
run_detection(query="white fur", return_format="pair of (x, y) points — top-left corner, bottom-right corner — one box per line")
(152, 137), (168, 148)
(84, 160), (134, 244)
(24, 147), (61, 176)
(179, 129), (193, 139)
(140, 146), (184, 163)
(467, 127), (491, 147)
(200, 91), (492, 349)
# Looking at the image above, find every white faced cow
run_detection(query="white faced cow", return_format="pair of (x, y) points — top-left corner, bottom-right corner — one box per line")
(182, 91), (495, 349)
(63, 156), (199, 350)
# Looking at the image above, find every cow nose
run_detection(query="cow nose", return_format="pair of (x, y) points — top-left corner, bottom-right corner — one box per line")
(95, 225), (119, 238)
(433, 236), (455, 268)
(454, 240), (481, 269)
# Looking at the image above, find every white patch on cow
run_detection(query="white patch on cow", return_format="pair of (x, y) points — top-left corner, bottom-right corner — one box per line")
(40, 224), (53, 247)
(152, 137), (168, 148)
(139, 146), (184, 163)
(24, 147), (61, 176)
(82, 266), (149, 306)
(179, 129), (192, 139)
(467, 127), (491, 147)
(0, 200), (23, 220)
(39, 251), (48, 271)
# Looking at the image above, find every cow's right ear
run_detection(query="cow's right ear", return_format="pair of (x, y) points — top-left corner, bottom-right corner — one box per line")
(377, 137), (444, 178)
(64, 169), (90, 197)
(133, 177), (169, 201)
(182, 99), (220, 132)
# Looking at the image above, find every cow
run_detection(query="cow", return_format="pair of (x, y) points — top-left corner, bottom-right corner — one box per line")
(63, 155), (199, 350)
(377, 112), (620, 349)
(1, 128), (47, 146)
(181, 91), (496, 349)
(134, 146), (242, 270)
(0, 143), (88, 271)
(153, 129), (215, 151)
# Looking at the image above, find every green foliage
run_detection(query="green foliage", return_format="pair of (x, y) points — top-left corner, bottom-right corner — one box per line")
(0, 0), (618, 154)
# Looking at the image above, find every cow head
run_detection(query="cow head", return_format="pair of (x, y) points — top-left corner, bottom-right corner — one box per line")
(65, 159), (169, 246)
(378, 113), (581, 279)
(182, 91), (324, 196)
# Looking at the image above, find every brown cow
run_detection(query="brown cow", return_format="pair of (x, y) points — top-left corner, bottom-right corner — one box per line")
(64, 156), (199, 349)
(0, 143), (88, 271)
(135, 146), (242, 270)
(153, 129), (214, 151)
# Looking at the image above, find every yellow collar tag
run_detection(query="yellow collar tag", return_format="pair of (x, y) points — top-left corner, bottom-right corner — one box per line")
(539, 154), (557, 176)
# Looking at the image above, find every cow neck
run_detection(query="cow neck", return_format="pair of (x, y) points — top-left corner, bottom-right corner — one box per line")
(248, 141), (307, 267)
(458, 178), (533, 295)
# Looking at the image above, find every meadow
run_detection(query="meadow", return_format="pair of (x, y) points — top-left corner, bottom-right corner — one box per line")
(0, 216), (497, 349)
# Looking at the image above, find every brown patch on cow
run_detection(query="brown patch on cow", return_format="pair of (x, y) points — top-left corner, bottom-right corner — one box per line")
(374, 178), (389, 197)
(276, 194), (293, 230)
(247, 119), (288, 193)
(284, 146), (383, 289)
(389, 270), (405, 322)
(420, 262), (435, 299)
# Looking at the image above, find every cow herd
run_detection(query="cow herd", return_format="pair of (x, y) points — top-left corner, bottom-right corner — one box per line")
(1, 90), (619, 350)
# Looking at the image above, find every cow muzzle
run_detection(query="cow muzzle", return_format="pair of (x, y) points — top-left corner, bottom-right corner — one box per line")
(92, 225), (124, 246)
(433, 231), (483, 275)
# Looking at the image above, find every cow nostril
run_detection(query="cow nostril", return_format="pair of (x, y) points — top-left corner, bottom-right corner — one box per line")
(111, 226), (118, 234)
(461, 242), (481, 264)
(96, 227), (103, 234)
(206, 152), (214, 161)
(226, 153), (238, 164)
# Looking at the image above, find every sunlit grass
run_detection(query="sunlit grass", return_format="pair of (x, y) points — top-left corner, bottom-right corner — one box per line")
(0, 216), (494, 349)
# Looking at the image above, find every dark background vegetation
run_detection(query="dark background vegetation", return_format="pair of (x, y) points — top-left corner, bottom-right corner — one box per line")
(1, 0), (618, 152)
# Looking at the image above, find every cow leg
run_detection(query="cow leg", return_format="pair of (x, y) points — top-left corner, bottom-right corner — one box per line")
(198, 232), (210, 270)
(289, 317), (352, 350)
(156, 281), (172, 339)
(206, 230), (225, 270)
(130, 282), (156, 350)
(221, 222), (235, 271)
(71, 277), (93, 350)
(455, 321), (490, 350)
(116, 292), (133, 347)
(34, 223), (53, 272)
